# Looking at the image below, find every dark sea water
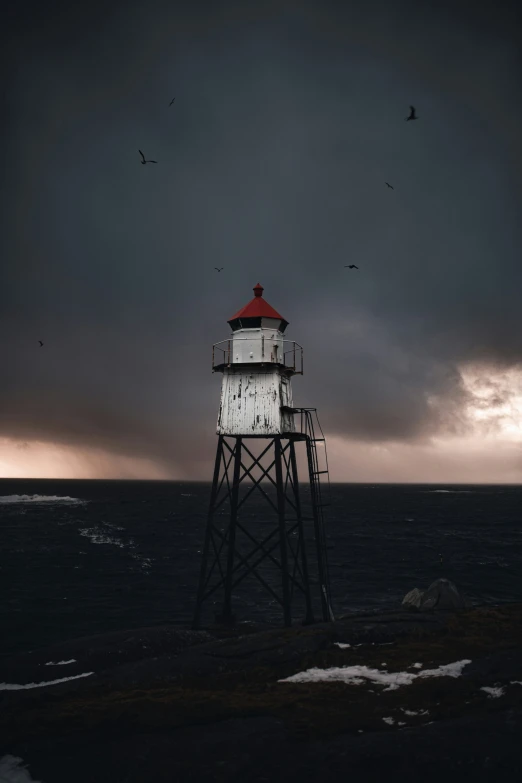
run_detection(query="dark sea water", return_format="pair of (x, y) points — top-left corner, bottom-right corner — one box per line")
(1, 479), (521, 658)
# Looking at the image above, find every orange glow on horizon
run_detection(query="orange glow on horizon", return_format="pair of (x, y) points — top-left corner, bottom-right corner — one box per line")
(1, 366), (521, 483)
(0, 438), (172, 480)
(0, 431), (520, 484)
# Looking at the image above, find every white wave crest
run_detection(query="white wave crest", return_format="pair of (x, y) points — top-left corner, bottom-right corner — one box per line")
(424, 489), (473, 494)
(79, 528), (129, 548)
(78, 528), (152, 571)
(481, 685), (505, 698)
(0, 494), (85, 505)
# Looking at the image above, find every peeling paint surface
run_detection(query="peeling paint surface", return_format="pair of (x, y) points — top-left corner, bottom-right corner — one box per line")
(217, 367), (295, 435)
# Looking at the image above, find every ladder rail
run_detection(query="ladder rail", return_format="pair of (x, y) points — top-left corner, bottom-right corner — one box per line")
(312, 409), (332, 508)
(308, 412), (332, 619)
(302, 409), (334, 621)
(312, 409), (333, 603)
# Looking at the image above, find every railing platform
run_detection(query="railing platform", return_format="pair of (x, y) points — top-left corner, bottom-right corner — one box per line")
(212, 339), (303, 374)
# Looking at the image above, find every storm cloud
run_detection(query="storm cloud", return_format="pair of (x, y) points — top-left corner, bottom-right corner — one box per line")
(1, 0), (521, 478)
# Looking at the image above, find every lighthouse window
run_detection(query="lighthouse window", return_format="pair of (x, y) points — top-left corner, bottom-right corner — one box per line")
(229, 317), (262, 331)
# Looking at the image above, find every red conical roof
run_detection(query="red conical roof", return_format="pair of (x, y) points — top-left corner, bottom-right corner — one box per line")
(228, 283), (286, 322)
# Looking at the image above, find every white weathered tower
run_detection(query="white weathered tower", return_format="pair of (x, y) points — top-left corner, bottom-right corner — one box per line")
(193, 284), (333, 630)
(215, 282), (297, 436)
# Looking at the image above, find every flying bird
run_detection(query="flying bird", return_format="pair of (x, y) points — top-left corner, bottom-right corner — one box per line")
(344, 265), (359, 269)
(405, 105), (418, 121)
(385, 182), (394, 189)
(38, 341), (43, 347)
(139, 150), (157, 164)
(169, 97), (176, 106)
(214, 267), (224, 272)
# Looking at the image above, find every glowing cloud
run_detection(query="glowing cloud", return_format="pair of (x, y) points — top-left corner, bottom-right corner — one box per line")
(460, 364), (522, 440)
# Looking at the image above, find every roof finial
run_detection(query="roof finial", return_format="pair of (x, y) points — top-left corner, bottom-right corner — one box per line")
(253, 282), (264, 298)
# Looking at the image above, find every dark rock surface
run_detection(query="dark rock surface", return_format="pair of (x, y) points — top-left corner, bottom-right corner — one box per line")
(0, 609), (448, 702)
(2, 605), (522, 782)
(6, 709), (522, 783)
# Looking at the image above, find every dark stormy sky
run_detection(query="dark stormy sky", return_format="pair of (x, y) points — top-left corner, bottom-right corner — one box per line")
(1, 0), (521, 481)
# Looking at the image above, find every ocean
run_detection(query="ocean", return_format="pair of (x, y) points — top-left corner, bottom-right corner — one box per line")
(1, 479), (521, 658)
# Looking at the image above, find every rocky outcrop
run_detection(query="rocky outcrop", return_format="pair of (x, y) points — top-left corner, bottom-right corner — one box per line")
(402, 579), (467, 612)
(402, 588), (425, 610)
(421, 578), (467, 610)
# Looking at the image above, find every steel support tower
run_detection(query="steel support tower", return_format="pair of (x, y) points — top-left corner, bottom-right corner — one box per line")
(193, 285), (333, 629)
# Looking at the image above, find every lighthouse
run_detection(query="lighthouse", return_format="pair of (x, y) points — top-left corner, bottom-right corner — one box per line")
(216, 282), (295, 436)
(193, 284), (333, 629)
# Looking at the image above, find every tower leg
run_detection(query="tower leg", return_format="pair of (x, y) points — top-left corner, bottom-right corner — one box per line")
(274, 437), (291, 627)
(289, 439), (314, 625)
(193, 434), (329, 628)
(192, 436), (224, 630)
(221, 436), (242, 624)
(306, 436), (330, 622)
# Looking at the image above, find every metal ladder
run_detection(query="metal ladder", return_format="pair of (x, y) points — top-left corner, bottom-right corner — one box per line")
(300, 408), (335, 622)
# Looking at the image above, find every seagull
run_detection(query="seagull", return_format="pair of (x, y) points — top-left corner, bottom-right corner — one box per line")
(38, 341), (43, 347)
(385, 182), (394, 189)
(139, 150), (157, 164)
(169, 97), (176, 106)
(405, 105), (418, 121)
(214, 267), (224, 272)
(344, 265), (359, 269)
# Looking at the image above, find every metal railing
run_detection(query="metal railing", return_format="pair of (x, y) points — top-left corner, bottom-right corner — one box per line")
(212, 339), (232, 369)
(212, 338), (303, 374)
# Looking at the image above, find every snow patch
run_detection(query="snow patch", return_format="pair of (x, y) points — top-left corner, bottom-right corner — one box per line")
(334, 643), (351, 649)
(279, 660), (471, 690)
(44, 659), (76, 666)
(0, 672), (93, 691)
(0, 756), (42, 783)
